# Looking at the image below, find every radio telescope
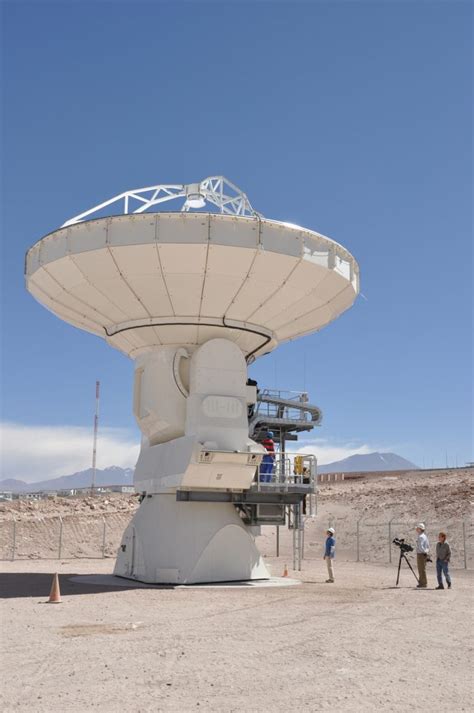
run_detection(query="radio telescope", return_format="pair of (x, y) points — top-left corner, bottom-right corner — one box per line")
(26, 176), (359, 584)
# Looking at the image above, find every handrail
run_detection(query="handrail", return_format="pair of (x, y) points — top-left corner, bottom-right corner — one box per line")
(249, 392), (322, 435)
(252, 451), (317, 492)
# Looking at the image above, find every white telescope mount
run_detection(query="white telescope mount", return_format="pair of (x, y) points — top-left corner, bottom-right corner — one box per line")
(114, 340), (319, 584)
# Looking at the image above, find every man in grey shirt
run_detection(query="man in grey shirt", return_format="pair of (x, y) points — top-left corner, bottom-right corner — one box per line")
(436, 532), (452, 589)
(415, 523), (430, 588)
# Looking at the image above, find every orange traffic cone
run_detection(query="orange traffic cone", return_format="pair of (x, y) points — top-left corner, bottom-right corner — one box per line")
(47, 573), (61, 604)
(282, 564), (289, 577)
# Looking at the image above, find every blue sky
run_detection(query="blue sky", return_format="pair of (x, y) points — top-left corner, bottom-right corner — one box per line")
(1, 0), (472, 480)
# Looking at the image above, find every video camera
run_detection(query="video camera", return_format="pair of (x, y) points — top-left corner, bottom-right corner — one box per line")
(392, 537), (414, 553)
(393, 537), (418, 586)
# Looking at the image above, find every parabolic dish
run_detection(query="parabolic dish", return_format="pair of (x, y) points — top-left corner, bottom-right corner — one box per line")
(25, 212), (359, 361)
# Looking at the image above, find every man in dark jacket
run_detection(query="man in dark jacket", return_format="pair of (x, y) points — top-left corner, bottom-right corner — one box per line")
(436, 532), (452, 590)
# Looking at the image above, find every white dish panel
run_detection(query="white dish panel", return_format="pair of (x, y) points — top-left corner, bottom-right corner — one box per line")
(261, 222), (302, 257)
(68, 220), (108, 255)
(209, 215), (259, 249)
(108, 216), (156, 247)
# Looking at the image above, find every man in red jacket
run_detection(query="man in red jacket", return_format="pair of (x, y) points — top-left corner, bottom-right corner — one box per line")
(259, 431), (275, 483)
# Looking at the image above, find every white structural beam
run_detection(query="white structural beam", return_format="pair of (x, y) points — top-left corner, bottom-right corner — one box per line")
(62, 176), (262, 227)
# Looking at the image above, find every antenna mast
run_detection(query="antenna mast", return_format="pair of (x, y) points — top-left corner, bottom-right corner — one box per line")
(91, 381), (100, 493)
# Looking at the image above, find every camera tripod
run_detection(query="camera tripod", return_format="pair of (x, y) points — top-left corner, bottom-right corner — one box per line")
(395, 548), (419, 586)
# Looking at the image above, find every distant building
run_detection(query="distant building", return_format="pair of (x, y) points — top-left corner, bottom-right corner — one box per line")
(24, 492), (41, 500)
(111, 485), (135, 494)
(22, 491), (52, 500)
(0, 491), (13, 501)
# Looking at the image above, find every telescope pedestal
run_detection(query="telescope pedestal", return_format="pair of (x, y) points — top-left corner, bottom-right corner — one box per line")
(114, 494), (269, 584)
(113, 338), (269, 584)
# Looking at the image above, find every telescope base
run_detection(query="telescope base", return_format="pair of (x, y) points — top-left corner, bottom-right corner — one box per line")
(113, 493), (270, 584)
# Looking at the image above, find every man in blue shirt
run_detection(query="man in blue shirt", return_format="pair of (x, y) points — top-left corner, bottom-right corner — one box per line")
(324, 527), (336, 583)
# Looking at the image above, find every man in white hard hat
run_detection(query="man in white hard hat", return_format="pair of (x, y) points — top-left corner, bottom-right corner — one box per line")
(324, 528), (336, 583)
(415, 523), (430, 588)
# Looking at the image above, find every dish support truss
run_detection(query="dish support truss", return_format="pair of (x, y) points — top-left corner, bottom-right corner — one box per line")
(62, 176), (262, 227)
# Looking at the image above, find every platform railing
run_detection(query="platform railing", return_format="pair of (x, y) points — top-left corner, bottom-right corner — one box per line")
(259, 389), (309, 402)
(249, 389), (321, 434)
(253, 400), (315, 423)
(252, 452), (317, 491)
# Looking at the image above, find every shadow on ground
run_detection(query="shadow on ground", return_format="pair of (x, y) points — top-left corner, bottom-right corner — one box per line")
(0, 572), (173, 599)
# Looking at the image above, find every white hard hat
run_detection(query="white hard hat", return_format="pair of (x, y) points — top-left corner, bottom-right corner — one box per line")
(327, 527), (335, 534)
(416, 523), (425, 530)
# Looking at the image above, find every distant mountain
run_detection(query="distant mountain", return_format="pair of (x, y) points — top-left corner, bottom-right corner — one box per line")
(0, 466), (134, 493)
(318, 452), (419, 474)
(0, 479), (30, 491)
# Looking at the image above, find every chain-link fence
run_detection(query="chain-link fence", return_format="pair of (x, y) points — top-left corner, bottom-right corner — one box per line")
(319, 516), (473, 569)
(1, 513), (472, 569)
(0, 513), (131, 561)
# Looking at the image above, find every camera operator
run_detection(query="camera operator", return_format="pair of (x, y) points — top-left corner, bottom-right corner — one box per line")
(415, 523), (430, 588)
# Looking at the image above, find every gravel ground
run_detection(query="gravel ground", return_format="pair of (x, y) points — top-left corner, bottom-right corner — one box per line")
(1, 555), (472, 713)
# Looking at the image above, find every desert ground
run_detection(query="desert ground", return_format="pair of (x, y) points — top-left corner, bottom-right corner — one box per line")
(1, 555), (473, 713)
(1, 467), (473, 712)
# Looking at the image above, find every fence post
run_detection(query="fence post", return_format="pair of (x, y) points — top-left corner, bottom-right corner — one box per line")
(462, 521), (467, 569)
(276, 525), (280, 557)
(58, 517), (63, 559)
(356, 519), (361, 562)
(11, 520), (16, 561)
(102, 518), (107, 558)
(292, 507), (297, 570)
(388, 518), (393, 563)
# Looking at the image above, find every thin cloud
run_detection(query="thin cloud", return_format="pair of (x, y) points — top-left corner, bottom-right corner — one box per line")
(0, 422), (140, 483)
(294, 439), (377, 465)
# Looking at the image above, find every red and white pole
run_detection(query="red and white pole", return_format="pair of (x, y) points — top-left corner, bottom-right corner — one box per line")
(91, 380), (100, 493)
